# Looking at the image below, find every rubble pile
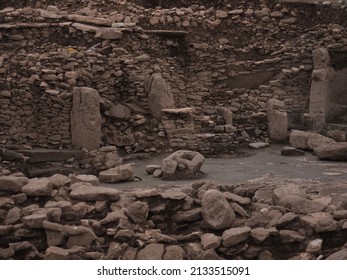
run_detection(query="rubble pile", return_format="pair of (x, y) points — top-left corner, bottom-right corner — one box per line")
(0, 175), (346, 260)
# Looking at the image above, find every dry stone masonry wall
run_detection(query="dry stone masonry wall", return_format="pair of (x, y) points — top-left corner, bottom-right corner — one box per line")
(2, 0), (347, 154)
(0, 174), (346, 260)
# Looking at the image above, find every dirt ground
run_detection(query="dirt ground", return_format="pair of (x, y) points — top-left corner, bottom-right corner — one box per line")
(104, 144), (347, 191)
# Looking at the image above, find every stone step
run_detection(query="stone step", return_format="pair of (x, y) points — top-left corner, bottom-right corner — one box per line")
(16, 149), (85, 163)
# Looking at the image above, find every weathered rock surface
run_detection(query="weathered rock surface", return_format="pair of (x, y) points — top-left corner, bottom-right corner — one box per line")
(69, 174), (99, 186)
(22, 178), (53, 197)
(314, 142), (347, 161)
(326, 249), (347, 260)
(70, 184), (120, 201)
(163, 245), (185, 260)
(289, 130), (335, 151)
(161, 150), (205, 180)
(136, 243), (165, 260)
(278, 195), (326, 214)
(202, 189), (235, 230)
(267, 99), (288, 142)
(146, 73), (175, 120)
(0, 176), (28, 193)
(99, 164), (134, 183)
(201, 233), (221, 250)
(249, 142), (269, 149)
(124, 201), (149, 224)
(300, 212), (339, 232)
(71, 87), (101, 151)
(222, 227), (251, 247)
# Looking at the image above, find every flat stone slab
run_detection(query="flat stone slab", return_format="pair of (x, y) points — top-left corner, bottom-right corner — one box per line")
(69, 174), (99, 186)
(289, 130), (335, 151)
(249, 142), (269, 149)
(278, 195), (326, 214)
(22, 178), (53, 197)
(222, 227), (251, 247)
(16, 149), (85, 163)
(22, 213), (47, 229)
(70, 184), (120, 201)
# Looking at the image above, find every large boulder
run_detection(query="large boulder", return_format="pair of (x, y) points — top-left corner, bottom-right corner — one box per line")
(146, 73), (175, 120)
(79, 146), (122, 172)
(161, 150), (205, 180)
(314, 142), (347, 161)
(71, 87), (101, 151)
(201, 189), (235, 230)
(267, 99), (288, 142)
(289, 130), (335, 150)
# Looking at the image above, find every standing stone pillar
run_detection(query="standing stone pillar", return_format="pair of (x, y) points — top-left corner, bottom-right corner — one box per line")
(71, 87), (101, 151)
(267, 99), (288, 142)
(145, 73), (175, 120)
(309, 48), (333, 128)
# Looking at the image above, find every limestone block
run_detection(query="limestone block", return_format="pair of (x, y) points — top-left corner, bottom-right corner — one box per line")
(161, 150), (205, 180)
(69, 174), (99, 186)
(99, 163), (134, 183)
(300, 212), (338, 232)
(45, 246), (70, 260)
(146, 73), (175, 120)
(289, 130), (335, 150)
(202, 189), (235, 230)
(136, 244), (164, 260)
(124, 201), (149, 224)
(65, 226), (97, 249)
(22, 178), (53, 197)
(267, 99), (288, 142)
(163, 245), (185, 260)
(71, 87), (101, 151)
(70, 183), (120, 201)
(222, 227), (251, 247)
(22, 213), (47, 229)
(312, 48), (330, 69)
(201, 233), (222, 250)
(314, 142), (347, 160)
(0, 176), (28, 193)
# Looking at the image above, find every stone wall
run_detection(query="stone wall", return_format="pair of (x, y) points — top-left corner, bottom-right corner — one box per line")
(1, 1), (347, 154)
(0, 174), (346, 260)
